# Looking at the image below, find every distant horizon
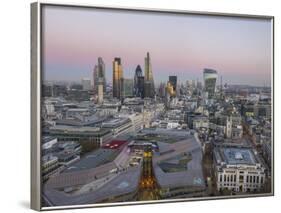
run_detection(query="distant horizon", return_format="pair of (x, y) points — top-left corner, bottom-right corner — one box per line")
(42, 5), (272, 87)
(42, 77), (272, 88)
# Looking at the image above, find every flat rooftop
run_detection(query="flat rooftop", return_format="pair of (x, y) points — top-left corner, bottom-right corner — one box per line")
(102, 117), (131, 128)
(49, 125), (111, 136)
(214, 146), (259, 165)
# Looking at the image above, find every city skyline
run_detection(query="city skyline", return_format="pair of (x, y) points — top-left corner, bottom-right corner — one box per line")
(39, 4), (273, 208)
(42, 5), (272, 86)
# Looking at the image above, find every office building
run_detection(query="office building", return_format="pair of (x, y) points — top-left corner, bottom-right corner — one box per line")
(81, 78), (91, 91)
(144, 52), (155, 97)
(203, 68), (218, 98)
(136, 76), (145, 98)
(144, 81), (154, 98)
(134, 65), (143, 97)
(121, 78), (134, 98)
(169, 76), (177, 91)
(101, 117), (134, 137)
(166, 81), (176, 97)
(93, 57), (106, 92)
(98, 83), (103, 104)
(213, 144), (266, 193)
(113, 58), (123, 99)
(42, 154), (63, 182)
(49, 126), (113, 147)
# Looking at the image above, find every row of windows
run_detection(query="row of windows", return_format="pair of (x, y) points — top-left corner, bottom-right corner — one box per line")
(219, 183), (261, 188)
(246, 175), (264, 184)
(219, 174), (264, 184)
(244, 184), (261, 188)
(219, 174), (237, 182)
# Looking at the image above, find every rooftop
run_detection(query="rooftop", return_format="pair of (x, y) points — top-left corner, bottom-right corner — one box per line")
(49, 125), (111, 136)
(102, 140), (127, 149)
(203, 68), (217, 74)
(147, 129), (205, 189)
(43, 166), (141, 206)
(102, 117), (131, 128)
(42, 136), (57, 144)
(214, 145), (261, 166)
(64, 148), (120, 173)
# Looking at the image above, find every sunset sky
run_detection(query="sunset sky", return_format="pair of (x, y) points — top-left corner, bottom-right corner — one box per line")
(42, 5), (272, 86)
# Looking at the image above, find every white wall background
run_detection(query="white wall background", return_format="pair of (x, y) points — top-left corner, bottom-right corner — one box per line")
(0, 0), (279, 212)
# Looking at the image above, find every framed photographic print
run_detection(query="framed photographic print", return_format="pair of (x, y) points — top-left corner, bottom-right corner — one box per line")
(31, 1), (274, 211)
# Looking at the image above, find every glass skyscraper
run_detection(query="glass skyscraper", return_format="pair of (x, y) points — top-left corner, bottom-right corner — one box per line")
(203, 68), (218, 99)
(112, 58), (123, 99)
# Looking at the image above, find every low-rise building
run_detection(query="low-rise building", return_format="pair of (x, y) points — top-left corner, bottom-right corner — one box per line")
(213, 144), (266, 193)
(193, 115), (209, 130)
(42, 154), (63, 182)
(49, 126), (112, 147)
(102, 117), (134, 137)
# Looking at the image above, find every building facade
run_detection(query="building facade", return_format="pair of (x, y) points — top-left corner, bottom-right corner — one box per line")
(81, 78), (91, 91)
(134, 65), (143, 97)
(213, 145), (266, 193)
(113, 58), (123, 99)
(144, 52), (155, 97)
(169, 76), (177, 92)
(93, 57), (106, 92)
(121, 78), (134, 99)
(203, 68), (218, 99)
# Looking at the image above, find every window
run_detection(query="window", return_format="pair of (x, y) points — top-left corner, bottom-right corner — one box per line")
(239, 175), (244, 183)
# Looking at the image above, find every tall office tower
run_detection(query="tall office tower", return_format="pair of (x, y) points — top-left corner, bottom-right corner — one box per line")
(203, 68), (218, 99)
(197, 80), (203, 90)
(113, 58), (123, 99)
(144, 52), (155, 97)
(93, 66), (98, 91)
(121, 78), (134, 99)
(144, 81), (153, 98)
(93, 57), (106, 93)
(81, 78), (91, 91)
(134, 65), (143, 96)
(169, 76), (177, 91)
(137, 76), (145, 98)
(166, 81), (176, 97)
(158, 82), (166, 98)
(97, 81), (103, 104)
